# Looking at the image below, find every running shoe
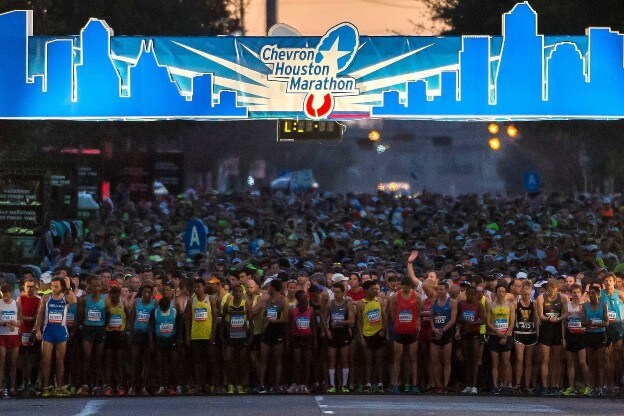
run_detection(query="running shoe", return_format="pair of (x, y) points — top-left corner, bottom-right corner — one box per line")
(104, 386), (113, 397)
(70, 386), (77, 396)
(187, 385), (201, 396)
(411, 386), (422, 395)
(41, 386), (55, 398)
(117, 387), (126, 397)
(287, 383), (299, 394)
(470, 387), (479, 395)
(436, 387), (448, 394)
(376, 384), (385, 394)
(362, 384), (372, 393)
(168, 386), (177, 396)
(562, 387), (575, 396)
(327, 386), (336, 393)
(460, 386), (472, 394)
(154, 386), (166, 396)
(236, 385), (245, 394)
(254, 385), (267, 394)
(389, 385), (400, 394)
(227, 384), (235, 394)
(1, 388), (7, 398)
(582, 386), (592, 396)
(551, 388), (562, 397)
(539, 388), (551, 397)
(91, 386), (102, 396)
(77, 385), (90, 396)
(300, 385), (310, 394)
(140, 387), (149, 396)
(127, 387), (137, 397)
(403, 384), (411, 393)
(9, 388), (17, 397)
(341, 386), (350, 394)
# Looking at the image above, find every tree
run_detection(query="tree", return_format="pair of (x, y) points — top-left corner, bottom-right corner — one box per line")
(423, 0), (624, 194)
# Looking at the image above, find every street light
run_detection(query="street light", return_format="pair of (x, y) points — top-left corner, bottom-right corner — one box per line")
(488, 123), (499, 135)
(506, 124), (519, 138)
(368, 130), (381, 142)
(488, 137), (501, 151)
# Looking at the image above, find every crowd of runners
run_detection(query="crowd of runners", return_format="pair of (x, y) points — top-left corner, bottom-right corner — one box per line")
(1, 190), (624, 398)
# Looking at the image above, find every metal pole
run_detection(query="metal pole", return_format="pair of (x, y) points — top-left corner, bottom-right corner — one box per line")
(266, 0), (277, 34)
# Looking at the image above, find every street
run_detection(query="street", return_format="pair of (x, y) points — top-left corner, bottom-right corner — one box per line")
(1, 395), (623, 416)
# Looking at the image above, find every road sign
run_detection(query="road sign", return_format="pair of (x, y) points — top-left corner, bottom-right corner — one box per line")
(184, 218), (207, 258)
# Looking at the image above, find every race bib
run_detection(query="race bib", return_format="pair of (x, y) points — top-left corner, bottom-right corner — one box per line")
(591, 318), (603, 326)
(518, 321), (534, 330)
(433, 315), (446, 326)
(494, 317), (508, 333)
(66, 312), (75, 326)
(608, 311), (617, 322)
(87, 310), (102, 322)
(331, 312), (345, 322)
(137, 311), (150, 323)
(109, 315), (123, 329)
(567, 319), (582, 329)
(1, 310), (16, 322)
(21, 332), (33, 346)
(398, 310), (413, 323)
(545, 312), (560, 319)
(194, 308), (208, 321)
(159, 323), (174, 334)
(231, 315), (245, 328)
(367, 309), (381, 326)
(48, 312), (63, 323)
(462, 310), (475, 322)
(266, 307), (278, 319)
(296, 316), (310, 330)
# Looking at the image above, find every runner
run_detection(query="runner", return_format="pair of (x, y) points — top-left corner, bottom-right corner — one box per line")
(357, 280), (387, 393)
(322, 282), (354, 393)
(77, 276), (107, 396)
(487, 283), (515, 395)
(430, 281), (457, 394)
(513, 280), (539, 394)
(222, 284), (252, 394)
(104, 285), (127, 396)
(347, 272), (365, 302)
(537, 279), (568, 396)
(247, 279), (264, 392)
(418, 279), (436, 391)
(0, 283), (21, 396)
(388, 276), (421, 394)
(128, 283), (156, 396)
(151, 281), (180, 396)
(456, 285), (485, 395)
(583, 285), (609, 396)
(288, 290), (316, 394)
(562, 284), (590, 395)
(600, 273), (624, 391)
(34, 275), (77, 397)
(16, 278), (40, 396)
(186, 278), (217, 395)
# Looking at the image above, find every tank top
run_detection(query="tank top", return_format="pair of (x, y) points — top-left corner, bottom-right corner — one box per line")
(265, 297), (283, 323)
(329, 299), (348, 328)
(191, 294), (213, 340)
(459, 301), (481, 334)
(134, 298), (155, 333)
(566, 301), (584, 334)
(432, 297), (451, 330)
(600, 289), (623, 323)
(515, 299), (536, 334)
(44, 295), (68, 329)
(155, 306), (177, 339)
(491, 301), (511, 335)
(18, 295), (40, 333)
(84, 294), (107, 327)
(347, 288), (365, 302)
(0, 299), (18, 336)
(107, 302), (126, 332)
(226, 299), (247, 339)
(395, 290), (418, 334)
(585, 302), (606, 333)
(292, 306), (312, 336)
(362, 297), (383, 336)
(543, 293), (562, 319)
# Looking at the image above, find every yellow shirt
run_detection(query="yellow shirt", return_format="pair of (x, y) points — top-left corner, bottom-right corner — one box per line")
(362, 297), (383, 337)
(191, 294), (213, 340)
(106, 302), (126, 331)
(491, 301), (511, 335)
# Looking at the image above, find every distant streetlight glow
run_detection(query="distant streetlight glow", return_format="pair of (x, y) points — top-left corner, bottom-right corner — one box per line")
(369, 130), (381, 141)
(507, 124), (519, 138)
(488, 123), (499, 135)
(488, 137), (501, 151)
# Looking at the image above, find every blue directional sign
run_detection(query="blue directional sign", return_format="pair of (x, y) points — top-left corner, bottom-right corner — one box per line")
(2, 3), (624, 120)
(524, 172), (542, 193)
(184, 218), (207, 258)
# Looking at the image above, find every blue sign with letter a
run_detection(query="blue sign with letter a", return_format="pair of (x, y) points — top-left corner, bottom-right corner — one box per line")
(524, 172), (541, 193)
(184, 218), (207, 258)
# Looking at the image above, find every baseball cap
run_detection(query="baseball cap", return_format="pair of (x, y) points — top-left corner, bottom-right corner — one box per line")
(332, 273), (348, 283)
(207, 276), (222, 284)
(516, 271), (528, 279)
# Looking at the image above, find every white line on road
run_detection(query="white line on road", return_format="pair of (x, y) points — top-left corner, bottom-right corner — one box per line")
(318, 401), (561, 413)
(74, 400), (107, 416)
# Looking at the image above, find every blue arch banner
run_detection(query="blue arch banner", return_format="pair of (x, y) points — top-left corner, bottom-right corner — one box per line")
(1, 3), (624, 121)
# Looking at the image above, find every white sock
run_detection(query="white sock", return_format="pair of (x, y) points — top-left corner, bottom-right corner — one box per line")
(342, 368), (350, 387)
(329, 369), (335, 386)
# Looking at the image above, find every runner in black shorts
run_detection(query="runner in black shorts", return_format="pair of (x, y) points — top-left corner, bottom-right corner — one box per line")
(513, 281), (538, 393)
(322, 283), (354, 393)
(537, 279), (567, 396)
(583, 285), (609, 395)
(222, 284), (252, 394)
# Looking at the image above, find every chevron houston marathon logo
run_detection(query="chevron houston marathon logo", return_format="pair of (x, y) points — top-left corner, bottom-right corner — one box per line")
(260, 23), (360, 119)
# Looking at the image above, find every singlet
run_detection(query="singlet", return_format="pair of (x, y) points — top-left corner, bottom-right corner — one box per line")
(154, 307), (177, 339)
(0, 299), (18, 336)
(329, 299), (348, 328)
(432, 297), (451, 331)
(226, 299), (247, 339)
(458, 301), (481, 334)
(566, 301), (584, 334)
(515, 299), (536, 335)
(347, 288), (365, 302)
(362, 297), (383, 337)
(134, 298), (156, 333)
(585, 302), (606, 333)
(43, 295), (68, 330)
(542, 293), (563, 320)
(84, 294), (107, 327)
(395, 290), (418, 334)
(600, 289), (623, 324)
(191, 294), (213, 340)
(18, 294), (40, 333)
(264, 297), (283, 327)
(106, 302), (126, 332)
(292, 306), (312, 337)
(491, 301), (511, 335)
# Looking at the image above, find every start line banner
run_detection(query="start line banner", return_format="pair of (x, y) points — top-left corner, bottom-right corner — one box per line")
(1, 3), (624, 121)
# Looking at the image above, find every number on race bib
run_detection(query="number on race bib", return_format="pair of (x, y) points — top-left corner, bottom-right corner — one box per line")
(194, 308), (208, 321)
(296, 316), (310, 330)
(159, 323), (174, 334)
(367, 309), (381, 326)
(231, 316), (245, 328)
(87, 310), (102, 322)
(398, 310), (413, 323)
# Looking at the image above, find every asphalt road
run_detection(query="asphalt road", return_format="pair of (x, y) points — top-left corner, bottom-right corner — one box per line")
(1, 395), (624, 416)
